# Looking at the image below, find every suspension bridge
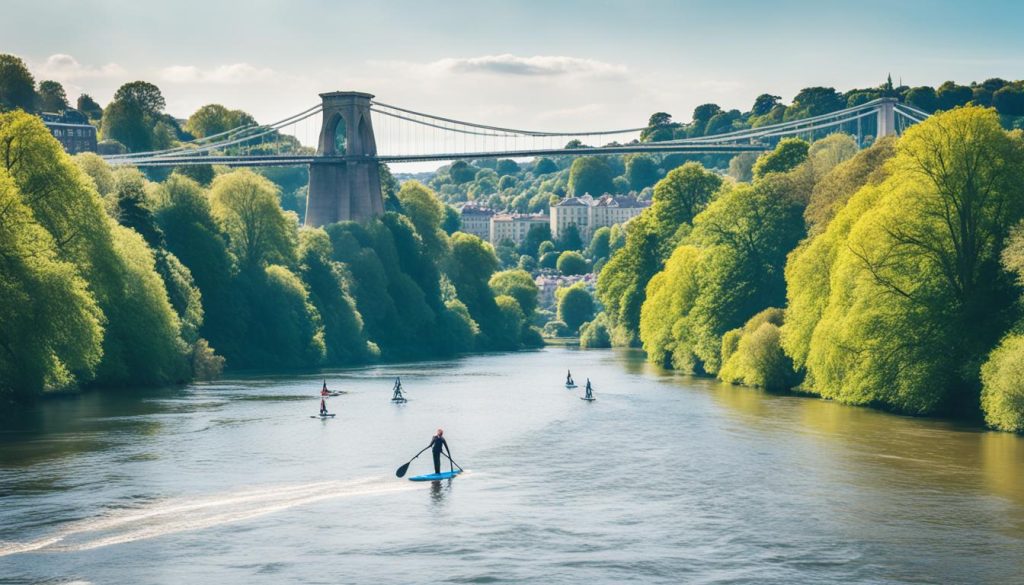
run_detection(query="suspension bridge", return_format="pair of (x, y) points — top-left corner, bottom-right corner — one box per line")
(102, 91), (930, 226)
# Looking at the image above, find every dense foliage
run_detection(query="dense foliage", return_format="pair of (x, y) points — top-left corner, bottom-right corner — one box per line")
(628, 106), (1024, 431)
(0, 114), (532, 400)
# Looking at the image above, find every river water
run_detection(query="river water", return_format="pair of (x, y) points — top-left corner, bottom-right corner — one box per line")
(1, 348), (1022, 584)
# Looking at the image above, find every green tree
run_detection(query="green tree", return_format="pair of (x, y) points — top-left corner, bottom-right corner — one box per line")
(493, 295), (528, 349)
(727, 153), (757, 183)
(496, 159), (520, 176)
(397, 180), (448, 257)
(579, 313), (612, 348)
(650, 162), (723, 257)
(803, 136), (896, 235)
(639, 174), (805, 374)
(794, 107), (1024, 415)
(980, 335), (1024, 432)
(449, 160), (478, 184)
(36, 80), (68, 112)
(495, 238), (518, 267)
(209, 170), (299, 269)
(753, 138), (809, 179)
(113, 81), (166, 114)
(691, 103), (722, 135)
(447, 232), (504, 347)
(717, 308), (797, 390)
(557, 283), (595, 333)
(489, 269), (539, 316)
(557, 250), (588, 275)
(533, 157), (558, 175)
(639, 245), (703, 370)
(557, 223), (583, 251)
(77, 93), (103, 120)
(905, 86), (938, 113)
(596, 213), (660, 344)
(0, 167), (103, 399)
(588, 226), (611, 261)
(539, 250), (559, 270)
(102, 81), (168, 152)
(993, 85), (1024, 116)
(568, 156), (615, 196)
(936, 81), (973, 110)
(625, 154), (659, 190)
(298, 228), (372, 364)
(242, 264), (325, 368)
(518, 254), (537, 272)
(1, 111), (189, 388)
(0, 54), (36, 112)
(185, 104), (255, 138)
(784, 87), (844, 120)
(641, 112), (678, 142)
(440, 205), (460, 234)
(74, 152), (116, 196)
(112, 168), (165, 248)
(173, 164), (215, 187)
(752, 94), (781, 116)
(154, 173), (241, 364)
(520, 223), (552, 257)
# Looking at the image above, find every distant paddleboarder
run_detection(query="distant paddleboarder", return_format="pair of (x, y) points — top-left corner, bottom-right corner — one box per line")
(584, 378), (594, 400)
(428, 429), (451, 474)
(392, 377), (406, 402)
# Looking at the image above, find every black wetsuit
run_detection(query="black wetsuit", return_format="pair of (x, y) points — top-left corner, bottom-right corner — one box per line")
(430, 435), (449, 474)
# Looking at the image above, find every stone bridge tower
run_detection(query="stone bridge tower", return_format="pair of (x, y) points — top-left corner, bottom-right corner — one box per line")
(304, 91), (384, 227)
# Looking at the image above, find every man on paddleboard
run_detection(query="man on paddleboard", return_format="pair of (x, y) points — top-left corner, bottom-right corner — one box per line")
(429, 429), (450, 474)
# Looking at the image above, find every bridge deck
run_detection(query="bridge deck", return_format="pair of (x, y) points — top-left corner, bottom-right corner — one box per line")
(107, 143), (771, 167)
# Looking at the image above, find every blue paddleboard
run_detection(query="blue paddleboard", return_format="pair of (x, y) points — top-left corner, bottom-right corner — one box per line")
(408, 469), (462, 481)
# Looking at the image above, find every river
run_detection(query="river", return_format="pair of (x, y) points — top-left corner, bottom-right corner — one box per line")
(1, 348), (1022, 584)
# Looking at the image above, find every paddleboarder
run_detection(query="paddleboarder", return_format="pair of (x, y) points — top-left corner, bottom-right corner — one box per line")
(429, 429), (450, 474)
(392, 377), (405, 402)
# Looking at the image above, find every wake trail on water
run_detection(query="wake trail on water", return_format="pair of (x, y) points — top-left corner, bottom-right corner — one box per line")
(0, 476), (417, 556)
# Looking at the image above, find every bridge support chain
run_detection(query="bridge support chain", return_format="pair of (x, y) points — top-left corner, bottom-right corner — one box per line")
(304, 91), (385, 227)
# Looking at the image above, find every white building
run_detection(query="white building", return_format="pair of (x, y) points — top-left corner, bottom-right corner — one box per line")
(550, 193), (649, 241)
(458, 204), (494, 241)
(490, 213), (550, 245)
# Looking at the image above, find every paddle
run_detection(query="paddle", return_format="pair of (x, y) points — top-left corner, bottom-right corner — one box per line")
(396, 445), (431, 478)
(444, 453), (464, 472)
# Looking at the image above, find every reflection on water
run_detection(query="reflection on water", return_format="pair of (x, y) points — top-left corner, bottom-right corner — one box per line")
(430, 479), (452, 506)
(0, 348), (1022, 584)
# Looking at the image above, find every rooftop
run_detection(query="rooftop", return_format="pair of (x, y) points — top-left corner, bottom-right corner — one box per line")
(492, 212), (550, 222)
(459, 204), (495, 216)
(555, 193), (650, 208)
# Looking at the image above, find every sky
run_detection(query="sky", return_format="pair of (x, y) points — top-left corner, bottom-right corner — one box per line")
(4, 0), (1024, 168)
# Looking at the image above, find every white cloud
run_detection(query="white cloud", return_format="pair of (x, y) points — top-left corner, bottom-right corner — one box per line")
(427, 54), (626, 77)
(38, 54), (124, 80)
(159, 63), (277, 84)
